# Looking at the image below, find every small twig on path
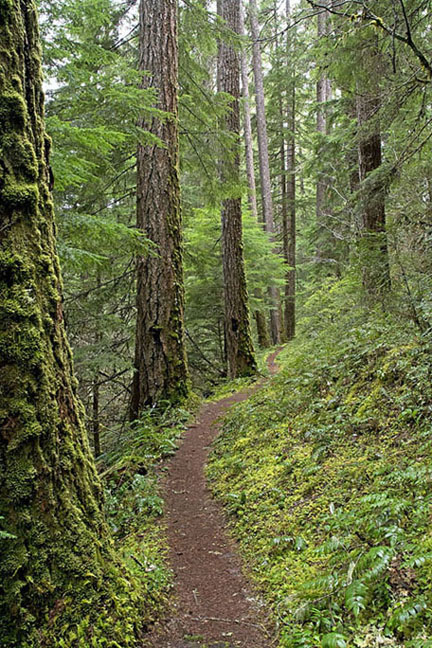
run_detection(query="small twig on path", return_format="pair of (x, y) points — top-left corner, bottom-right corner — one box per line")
(130, 554), (146, 570)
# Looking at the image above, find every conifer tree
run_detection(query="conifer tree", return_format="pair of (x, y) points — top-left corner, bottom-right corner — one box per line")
(315, 0), (334, 269)
(217, 0), (257, 378)
(239, 1), (271, 349)
(355, 37), (390, 297)
(0, 2), (137, 643)
(130, 0), (189, 416)
(249, 0), (281, 344)
(282, 0), (296, 340)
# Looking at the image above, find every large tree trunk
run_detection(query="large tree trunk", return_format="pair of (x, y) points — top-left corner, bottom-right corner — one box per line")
(130, 0), (189, 418)
(0, 2), (123, 641)
(217, 0), (257, 379)
(240, 2), (271, 349)
(249, 0), (281, 345)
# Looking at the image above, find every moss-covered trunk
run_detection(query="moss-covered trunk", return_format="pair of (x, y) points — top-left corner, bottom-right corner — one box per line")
(0, 2), (133, 644)
(130, 0), (189, 417)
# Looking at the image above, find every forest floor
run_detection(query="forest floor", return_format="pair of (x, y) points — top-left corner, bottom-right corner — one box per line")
(146, 348), (282, 648)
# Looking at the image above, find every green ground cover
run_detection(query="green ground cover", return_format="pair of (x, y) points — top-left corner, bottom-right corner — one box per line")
(208, 285), (432, 648)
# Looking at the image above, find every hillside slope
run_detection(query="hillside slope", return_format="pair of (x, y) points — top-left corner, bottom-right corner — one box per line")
(208, 301), (432, 647)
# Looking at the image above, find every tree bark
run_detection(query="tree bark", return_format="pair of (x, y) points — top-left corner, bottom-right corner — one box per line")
(0, 1), (121, 640)
(249, 0), (281, 344)
(240, 2), (271, 348)
(217, 0), (257, 379)
(92, 378), (101, 457)
(281, 0), (296, 340)
(130, 0), (189, 418)
(315, 0), (333, 267)
(356, 90), (391, 295)
(240, 2), (258, 222)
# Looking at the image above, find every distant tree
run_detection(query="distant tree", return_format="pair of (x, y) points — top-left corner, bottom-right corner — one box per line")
(249, 0), (281, 344)
(217, 0), (257, 378)
(239, 2), (271, 349)
(130, 0), (189, 417)
(315, 1), (329, 250)
(356, 69), (391, 296)
(282, 0), (296, 340)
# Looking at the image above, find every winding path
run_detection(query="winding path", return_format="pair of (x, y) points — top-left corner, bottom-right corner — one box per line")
(147, 349), (282, 648)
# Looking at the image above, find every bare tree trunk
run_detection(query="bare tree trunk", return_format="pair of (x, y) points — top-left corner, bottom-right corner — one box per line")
(316, 0), (332, 267)
(130, 0), (189, 418)
(346, 95), (361, 248)
(240, 2), (271, 348)
(249, 0), (281, 344)
(218, 0), (257, 378)
(281, 0), (296, 340)
(240, 2), (258, 221)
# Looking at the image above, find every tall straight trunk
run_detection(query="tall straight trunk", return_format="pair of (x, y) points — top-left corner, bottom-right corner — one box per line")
(346, 95), (361, 247)
(240, 2), (258, 222)
(316, 0), (332, 266)
(356, 90), (390, 295)
(217, 0), (257, 379)
(0, 2), (125, 642)
(249, 0), (281, 344)
(130, 0), (188, 418)
(240, 2), (271, 348)
(284, 129), (296, 339)
(281, 0), (296, 340)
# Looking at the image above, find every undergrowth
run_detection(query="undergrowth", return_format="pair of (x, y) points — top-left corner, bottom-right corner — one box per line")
(97, 403), (197, 625)
(208, 278), (432, 648)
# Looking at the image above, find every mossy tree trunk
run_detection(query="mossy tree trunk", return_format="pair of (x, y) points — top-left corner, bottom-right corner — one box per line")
(130, 0), (189, 418)
(0, 1), (123, 643)
(217, 0), (257, 379)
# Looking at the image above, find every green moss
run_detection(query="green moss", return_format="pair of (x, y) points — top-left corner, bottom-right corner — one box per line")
(0, 0), (13, 22)
(0, 91), (27, 129)
(1, 132), (38, 180)
(0, 3), (155, 645)
(208, 315), (432, 647)
(1, 181), (39, 210)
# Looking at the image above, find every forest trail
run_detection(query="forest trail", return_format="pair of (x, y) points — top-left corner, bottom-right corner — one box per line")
(147, 348), (282, 648)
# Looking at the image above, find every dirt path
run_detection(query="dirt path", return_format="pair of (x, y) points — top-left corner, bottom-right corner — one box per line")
(147, 348), (282, 648)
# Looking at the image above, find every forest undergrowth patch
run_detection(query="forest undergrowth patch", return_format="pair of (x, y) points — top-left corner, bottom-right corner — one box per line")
(96, 402), (199, 634)
(208, 281), (432, 648)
